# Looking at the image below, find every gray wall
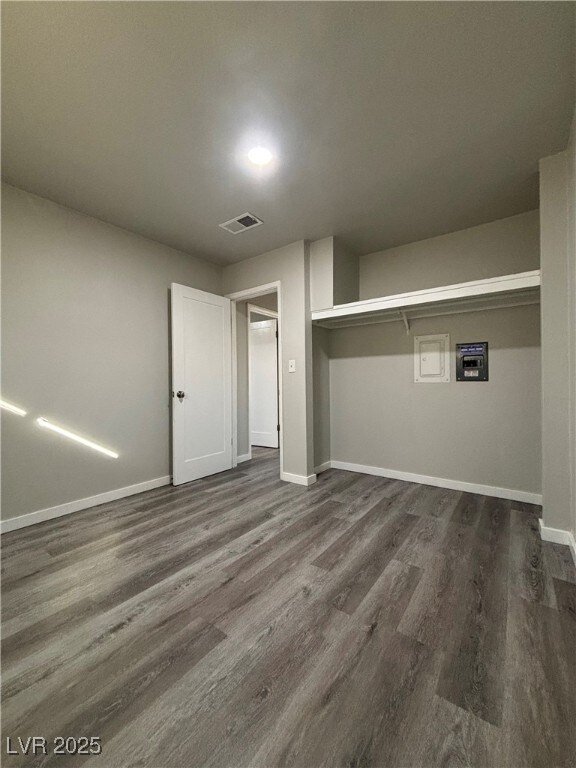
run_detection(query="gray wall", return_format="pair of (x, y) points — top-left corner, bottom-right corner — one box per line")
(313, 325), (331, 468)
(329, 305), (541, 495)
(251, 293), (278, 313)
(1, 184), (221, 520)
(223, 241), (315, 480)
(540, 145), (575, 535)
(359, 210), (540, 300)
(310, 237), (359, 311)
(310, 237), (335, 312)
(570, 113), (576, 542)
(333, 239), (359, 306)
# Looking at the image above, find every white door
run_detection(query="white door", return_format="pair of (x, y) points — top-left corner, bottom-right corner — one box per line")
(171, 284), (232, 485)
(249, 319), (279, 448)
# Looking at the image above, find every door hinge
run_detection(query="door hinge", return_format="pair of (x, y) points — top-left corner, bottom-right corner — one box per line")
(277, 424), (280, 432)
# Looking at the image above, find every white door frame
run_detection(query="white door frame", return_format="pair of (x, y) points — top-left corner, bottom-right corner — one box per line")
(247, 304), (278, 319)
(227, 281), (284, 478)
(247, 304), (279, 455)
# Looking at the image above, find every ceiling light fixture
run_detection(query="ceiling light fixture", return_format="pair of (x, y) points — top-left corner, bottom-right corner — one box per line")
(36, 417), (119, 458)
(248, 146), (273, 166)
(0, 399), (27, 417)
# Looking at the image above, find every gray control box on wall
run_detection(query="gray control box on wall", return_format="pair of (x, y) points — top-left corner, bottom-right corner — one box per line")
(456, 342), (489, 381)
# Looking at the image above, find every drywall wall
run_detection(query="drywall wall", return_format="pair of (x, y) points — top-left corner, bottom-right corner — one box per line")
(251, 292), (278, 313)
(570, 112), (576, 543)
(250, 312), (273, 323)
(235, 292), (278, 458)
(540, 149), (575, 534)
(310, 237), (359, 311)
(313, 325), (331, 469)
(565, 98), (576, 545)
(333, 239), (359, 306)
(310, 237), (336, 312)
(223, 241), (315, 481)
(329, 305), (541, 495)
(1, 184), (221, 520)
(359, 210), (540, 300)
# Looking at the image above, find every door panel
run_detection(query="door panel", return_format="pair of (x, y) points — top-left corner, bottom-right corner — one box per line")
(250, 319), (279, 448)
(172, 284), (232, 485)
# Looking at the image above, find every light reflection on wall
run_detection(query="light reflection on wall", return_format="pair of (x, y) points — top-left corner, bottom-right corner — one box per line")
(0, 399), (27, 416)
(36, 417), (119, 459)
(2, 398), (120, 458)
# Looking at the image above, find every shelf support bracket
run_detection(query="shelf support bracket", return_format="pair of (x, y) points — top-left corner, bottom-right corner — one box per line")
(400, 311), (410, 335)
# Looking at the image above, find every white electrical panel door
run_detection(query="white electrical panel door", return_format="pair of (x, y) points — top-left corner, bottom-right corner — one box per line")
(414, 334), (450, 383)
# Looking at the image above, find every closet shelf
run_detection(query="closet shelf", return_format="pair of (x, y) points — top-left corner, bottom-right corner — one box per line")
(311, 270), (540, 330)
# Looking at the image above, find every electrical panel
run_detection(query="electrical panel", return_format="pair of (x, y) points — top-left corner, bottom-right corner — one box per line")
(414, 334), (450, 383)
(456, 342), (489, 381)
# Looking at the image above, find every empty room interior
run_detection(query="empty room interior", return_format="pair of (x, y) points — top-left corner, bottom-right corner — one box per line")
(2, 2), (576, 767)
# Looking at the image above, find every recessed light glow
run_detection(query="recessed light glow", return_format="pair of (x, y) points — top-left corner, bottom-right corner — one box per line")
(1, 400), (27, 417)
(248, 146), (273, 166)
(36, 417), (119, 459)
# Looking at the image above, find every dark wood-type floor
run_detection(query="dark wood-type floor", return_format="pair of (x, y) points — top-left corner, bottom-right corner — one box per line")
(2, 447), (575, 768)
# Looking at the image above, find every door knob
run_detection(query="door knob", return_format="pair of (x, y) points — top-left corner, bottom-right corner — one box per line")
(176, 390), (185, 401)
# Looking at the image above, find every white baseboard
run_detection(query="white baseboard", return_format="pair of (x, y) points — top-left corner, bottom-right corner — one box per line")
(327, 460), (542, 505)
(281, 471), (317, 487)
(315, 461), (332, 474)
(539, 520), (576, 565)
(237, 453), (251, 464)
(1, 476), (171, 534)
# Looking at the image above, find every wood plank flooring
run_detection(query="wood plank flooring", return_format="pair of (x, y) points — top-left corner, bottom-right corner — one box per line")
(2, 447), (575, 768)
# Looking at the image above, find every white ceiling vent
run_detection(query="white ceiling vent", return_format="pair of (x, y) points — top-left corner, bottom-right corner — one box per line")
(219, 212), (263, 235)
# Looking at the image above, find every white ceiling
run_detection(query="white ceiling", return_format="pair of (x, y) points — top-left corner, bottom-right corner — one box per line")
(2, 2), (574, 265)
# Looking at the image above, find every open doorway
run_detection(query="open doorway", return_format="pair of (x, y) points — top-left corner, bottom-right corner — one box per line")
(248, 302), (279, 450)
(228, 283), (283, 479)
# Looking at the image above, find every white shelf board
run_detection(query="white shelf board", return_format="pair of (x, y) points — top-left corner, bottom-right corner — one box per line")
(312, 270), (540, 329)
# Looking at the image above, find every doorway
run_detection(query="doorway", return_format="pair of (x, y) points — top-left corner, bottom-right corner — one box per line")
(248, 303), (279, 450)
(170, 281), (283, 486)
(227, 282), (283, 479)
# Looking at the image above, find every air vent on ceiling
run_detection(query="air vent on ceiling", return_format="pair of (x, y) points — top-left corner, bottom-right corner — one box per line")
(219, 212), (263, 235)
